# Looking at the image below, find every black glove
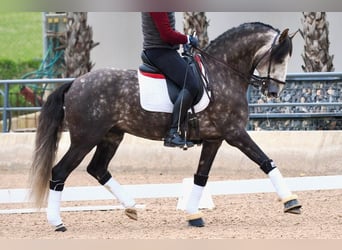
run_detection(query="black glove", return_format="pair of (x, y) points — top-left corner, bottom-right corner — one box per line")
(188, 35), (199, 48)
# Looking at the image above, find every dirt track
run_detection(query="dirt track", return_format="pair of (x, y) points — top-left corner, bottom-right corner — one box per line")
(0, 169), (341, 239)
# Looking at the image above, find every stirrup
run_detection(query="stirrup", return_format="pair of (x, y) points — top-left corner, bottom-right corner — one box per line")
(164, 131), (194, 148)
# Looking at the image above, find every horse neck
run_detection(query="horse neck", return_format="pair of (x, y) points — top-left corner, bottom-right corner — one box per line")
(205, 29), (277, 75)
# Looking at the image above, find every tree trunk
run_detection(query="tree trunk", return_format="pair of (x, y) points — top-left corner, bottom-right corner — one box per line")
(183, 12), (210, 49)
(63, 12), (99, 78)
(301, 12), (334, 72)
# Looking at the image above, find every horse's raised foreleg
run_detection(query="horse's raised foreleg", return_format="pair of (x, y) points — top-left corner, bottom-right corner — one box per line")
(48, 143), (96, 232)
(186, 139), (223, 227)
(225, 129), (301, 214)
(86, 133), (137, 220)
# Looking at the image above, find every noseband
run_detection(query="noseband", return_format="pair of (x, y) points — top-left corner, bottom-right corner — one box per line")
(194, 33), (287, 90)
(249, 33), (286, 91)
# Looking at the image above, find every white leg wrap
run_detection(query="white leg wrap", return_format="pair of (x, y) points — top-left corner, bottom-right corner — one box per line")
(47, 189), (63, 227)
(186, 184), (204, 214)
(268, 168), (292, 200)
(104, 177), (136, 208)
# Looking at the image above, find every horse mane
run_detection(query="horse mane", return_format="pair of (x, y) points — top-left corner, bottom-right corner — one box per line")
(206, 22), (280, 50)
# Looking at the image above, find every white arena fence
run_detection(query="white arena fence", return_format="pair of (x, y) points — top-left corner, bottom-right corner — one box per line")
(1, 175), (342, 214)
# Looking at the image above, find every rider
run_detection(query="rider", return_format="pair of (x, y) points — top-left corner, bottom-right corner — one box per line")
(141, 12), (200, 148)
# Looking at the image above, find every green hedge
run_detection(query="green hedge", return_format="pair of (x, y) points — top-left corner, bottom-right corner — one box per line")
(1, 58), (42, 117)
(0, 58), (41, 80)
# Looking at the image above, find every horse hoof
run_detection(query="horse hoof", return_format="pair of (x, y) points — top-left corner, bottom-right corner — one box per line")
(125, 208), (138, 220)
(55, 223), (67, 232)
(284, 199), (302, 214)
(188, 217), (205, 227)
(187, 212), (205, 227)
(286, 207), (301, 214)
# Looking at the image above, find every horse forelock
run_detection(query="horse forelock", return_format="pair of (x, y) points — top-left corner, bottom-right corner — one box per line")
(271, 35), (293, 61)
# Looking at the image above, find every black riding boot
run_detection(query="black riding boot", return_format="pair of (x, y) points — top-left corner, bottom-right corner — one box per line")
(164, 89), (194, 148)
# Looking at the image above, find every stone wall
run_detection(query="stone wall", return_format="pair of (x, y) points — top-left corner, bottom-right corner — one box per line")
(247, 80), (342, 130)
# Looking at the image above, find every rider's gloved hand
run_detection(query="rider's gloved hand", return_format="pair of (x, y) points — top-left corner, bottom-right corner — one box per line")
(183, 44), (191, 53)
(187, 35), (199, 48)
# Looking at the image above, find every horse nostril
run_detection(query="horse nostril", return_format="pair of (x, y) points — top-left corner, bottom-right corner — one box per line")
(267, 92), (278, 98)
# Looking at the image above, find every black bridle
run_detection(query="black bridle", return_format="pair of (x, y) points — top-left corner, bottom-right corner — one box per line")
(193, 33), (287, 91)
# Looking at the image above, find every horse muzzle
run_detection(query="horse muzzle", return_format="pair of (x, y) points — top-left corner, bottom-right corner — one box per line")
(262, 78), (285, 98)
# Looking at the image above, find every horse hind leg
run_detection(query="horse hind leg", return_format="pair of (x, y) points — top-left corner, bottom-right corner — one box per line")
(86, 131), (137, 220)
(47, 143), (96, 232)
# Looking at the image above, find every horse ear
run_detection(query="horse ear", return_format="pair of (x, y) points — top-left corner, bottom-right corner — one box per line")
(278, 28), (289, 43)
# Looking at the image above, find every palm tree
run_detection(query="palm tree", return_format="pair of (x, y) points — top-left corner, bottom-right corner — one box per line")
(300, 12), (334, 72)
(183, 12), (210, 49)
(63, 12), (99, 77)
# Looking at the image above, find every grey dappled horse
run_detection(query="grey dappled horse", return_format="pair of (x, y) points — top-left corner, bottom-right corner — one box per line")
(29, 22), (301, 232)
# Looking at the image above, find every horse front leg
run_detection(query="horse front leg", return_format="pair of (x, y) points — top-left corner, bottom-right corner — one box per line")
(186, 139), (223, 227)
(225, 129), (301, 214)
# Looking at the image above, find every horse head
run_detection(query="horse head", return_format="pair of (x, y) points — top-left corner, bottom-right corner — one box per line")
(254, 28), (293, 98)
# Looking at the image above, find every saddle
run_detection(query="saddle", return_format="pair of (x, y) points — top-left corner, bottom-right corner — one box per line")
(138, 50), (212, 114)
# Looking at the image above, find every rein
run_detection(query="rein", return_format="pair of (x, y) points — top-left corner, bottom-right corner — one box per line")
(193, 33), (286, 89)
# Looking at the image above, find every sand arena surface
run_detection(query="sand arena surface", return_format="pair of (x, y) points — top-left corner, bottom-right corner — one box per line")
(0, 130), (341, 239)
(0, 169), (341, 239)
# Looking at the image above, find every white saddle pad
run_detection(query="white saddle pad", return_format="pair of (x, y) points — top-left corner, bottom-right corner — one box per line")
(138, 70), (210, 113)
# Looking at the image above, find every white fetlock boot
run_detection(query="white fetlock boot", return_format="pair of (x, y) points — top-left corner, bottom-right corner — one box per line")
(186, 184), (205, 227)
(268, 168), (302, 214)
(104, 177), (137, 220)
(47, 189), (67, 231)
